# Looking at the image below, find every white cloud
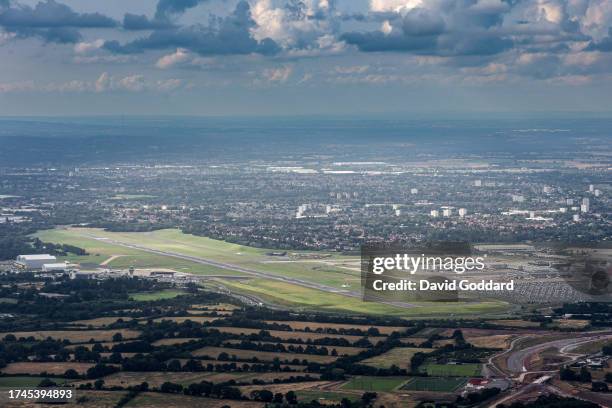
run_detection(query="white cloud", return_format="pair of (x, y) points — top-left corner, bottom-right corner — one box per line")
(250, 0), (337, 51)
(74, 39), (105, 55)
(370, 0), (422, 13)
(262, 65), (293, 82)
(0, 31), (16, 45)
(0, 80), (35, 93)
(156, 48), (191, 69)
(95, 72), (110, 92)
(0, 73), (186, 94)
(335, 65), (369, 74)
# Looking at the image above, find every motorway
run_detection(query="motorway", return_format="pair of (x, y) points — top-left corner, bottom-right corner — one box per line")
(486, 331), (612, 407)
(505, 332), (612, 374)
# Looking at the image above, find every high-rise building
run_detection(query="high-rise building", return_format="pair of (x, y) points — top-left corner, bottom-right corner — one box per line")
(442, 208), (452, 217)
(459, 208), (467, 217)
(430, 210), (439, 218)
(474, 180), (482, 187)
(410, 188), (418, 194)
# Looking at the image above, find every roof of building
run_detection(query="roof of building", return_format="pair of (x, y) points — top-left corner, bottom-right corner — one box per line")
(17, 254), (57, 260)
(42, 263), (69, 269)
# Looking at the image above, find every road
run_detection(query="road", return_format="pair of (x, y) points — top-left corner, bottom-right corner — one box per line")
(77, 231), (420, 309)
(505, 332), (612, 374)
(486, 332), (612, 407)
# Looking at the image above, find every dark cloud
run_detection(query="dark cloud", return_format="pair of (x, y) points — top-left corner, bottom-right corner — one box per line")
(155, 0), (206, 21)
(342, 6), (511, 57)
(586, 28), (612, 52)
(402, 8), (445, 36)
(106, 1), (279, 56)
(122, 13), (175, 31)
(0, 0), (117, 43)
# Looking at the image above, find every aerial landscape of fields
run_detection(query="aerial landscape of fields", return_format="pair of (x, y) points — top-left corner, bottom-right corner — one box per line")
(2, 0), (612, 406)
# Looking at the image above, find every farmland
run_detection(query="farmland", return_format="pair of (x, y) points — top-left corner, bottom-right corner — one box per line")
(0, 329), (140, 343)
(130, 290), (186, 301)
(192, 346), (338, 364)
(361, 347), (435, 370)
(2, 362), (99, 375)
(0, 376), (49, 388)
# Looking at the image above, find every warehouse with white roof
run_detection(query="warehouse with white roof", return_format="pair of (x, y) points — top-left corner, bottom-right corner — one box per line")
(15, 254), (57, 270)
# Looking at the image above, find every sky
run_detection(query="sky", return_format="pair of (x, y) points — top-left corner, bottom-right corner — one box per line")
(1, 0), (612, 116)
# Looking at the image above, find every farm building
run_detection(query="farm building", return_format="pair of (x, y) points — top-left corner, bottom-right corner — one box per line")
(15, 254), (57, 270)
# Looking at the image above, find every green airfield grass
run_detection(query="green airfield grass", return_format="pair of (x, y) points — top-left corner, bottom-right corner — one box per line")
(34, 228), (509, 317)
(130, 289), (185, 301)
(220, 278), (508, 317)
(402, 377), (467, 392)
(342, 376), (408, 392)
(420, 363), (482, 377)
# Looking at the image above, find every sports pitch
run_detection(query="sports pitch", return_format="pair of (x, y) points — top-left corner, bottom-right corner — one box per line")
(402, 377), (467, 392)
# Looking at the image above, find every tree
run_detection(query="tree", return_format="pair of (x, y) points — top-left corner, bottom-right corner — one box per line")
(64, 368), (79, 379)
(285, 390), (297, 404)
(160, 382), (183, 394)
(273, 393), (284, 403)
(94, 379), (104, 390)
(38, 378), (57, 388)
(592, 381), (609, 392)
(362, 391), (378, 405)
(112, 332), (123, 342)
(250, 389), (273, 402)
(579, 366), (592, 383)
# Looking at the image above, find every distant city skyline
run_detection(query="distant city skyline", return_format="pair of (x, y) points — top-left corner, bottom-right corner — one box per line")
(1, 0), (612, 115)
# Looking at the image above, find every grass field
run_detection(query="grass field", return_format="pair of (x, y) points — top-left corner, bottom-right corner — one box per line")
(125, 392), (264, 408)
(220, 278), (507, 317)
(152, 338), (199, 346)
(129, 290), (185, 301)
(150, 316), (219, 323)
(297, 390), (360, 403)
(420, 363), (482, 377)
(0, 329), (140, 343)
(402, 377), (467, 392)
(223, 340), (364, 356)
(264, 320), (409, 335)
(70, 317), (133, 327)
(342, 376), (408, 392)
(361, 347), (434, 370)
(35, 227), (509, 317)
(192, 346), (337, 364)
(208, 326), (386, 343)
(2, 362), (98, 375)
(0, 376), (50, 387)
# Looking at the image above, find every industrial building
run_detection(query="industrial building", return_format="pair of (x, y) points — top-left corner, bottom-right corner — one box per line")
(42, 262), (70, 273)
(15, 254), (57, 270)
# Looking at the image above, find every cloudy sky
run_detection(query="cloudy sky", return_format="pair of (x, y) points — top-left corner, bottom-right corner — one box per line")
(1, 0), (612, 115)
